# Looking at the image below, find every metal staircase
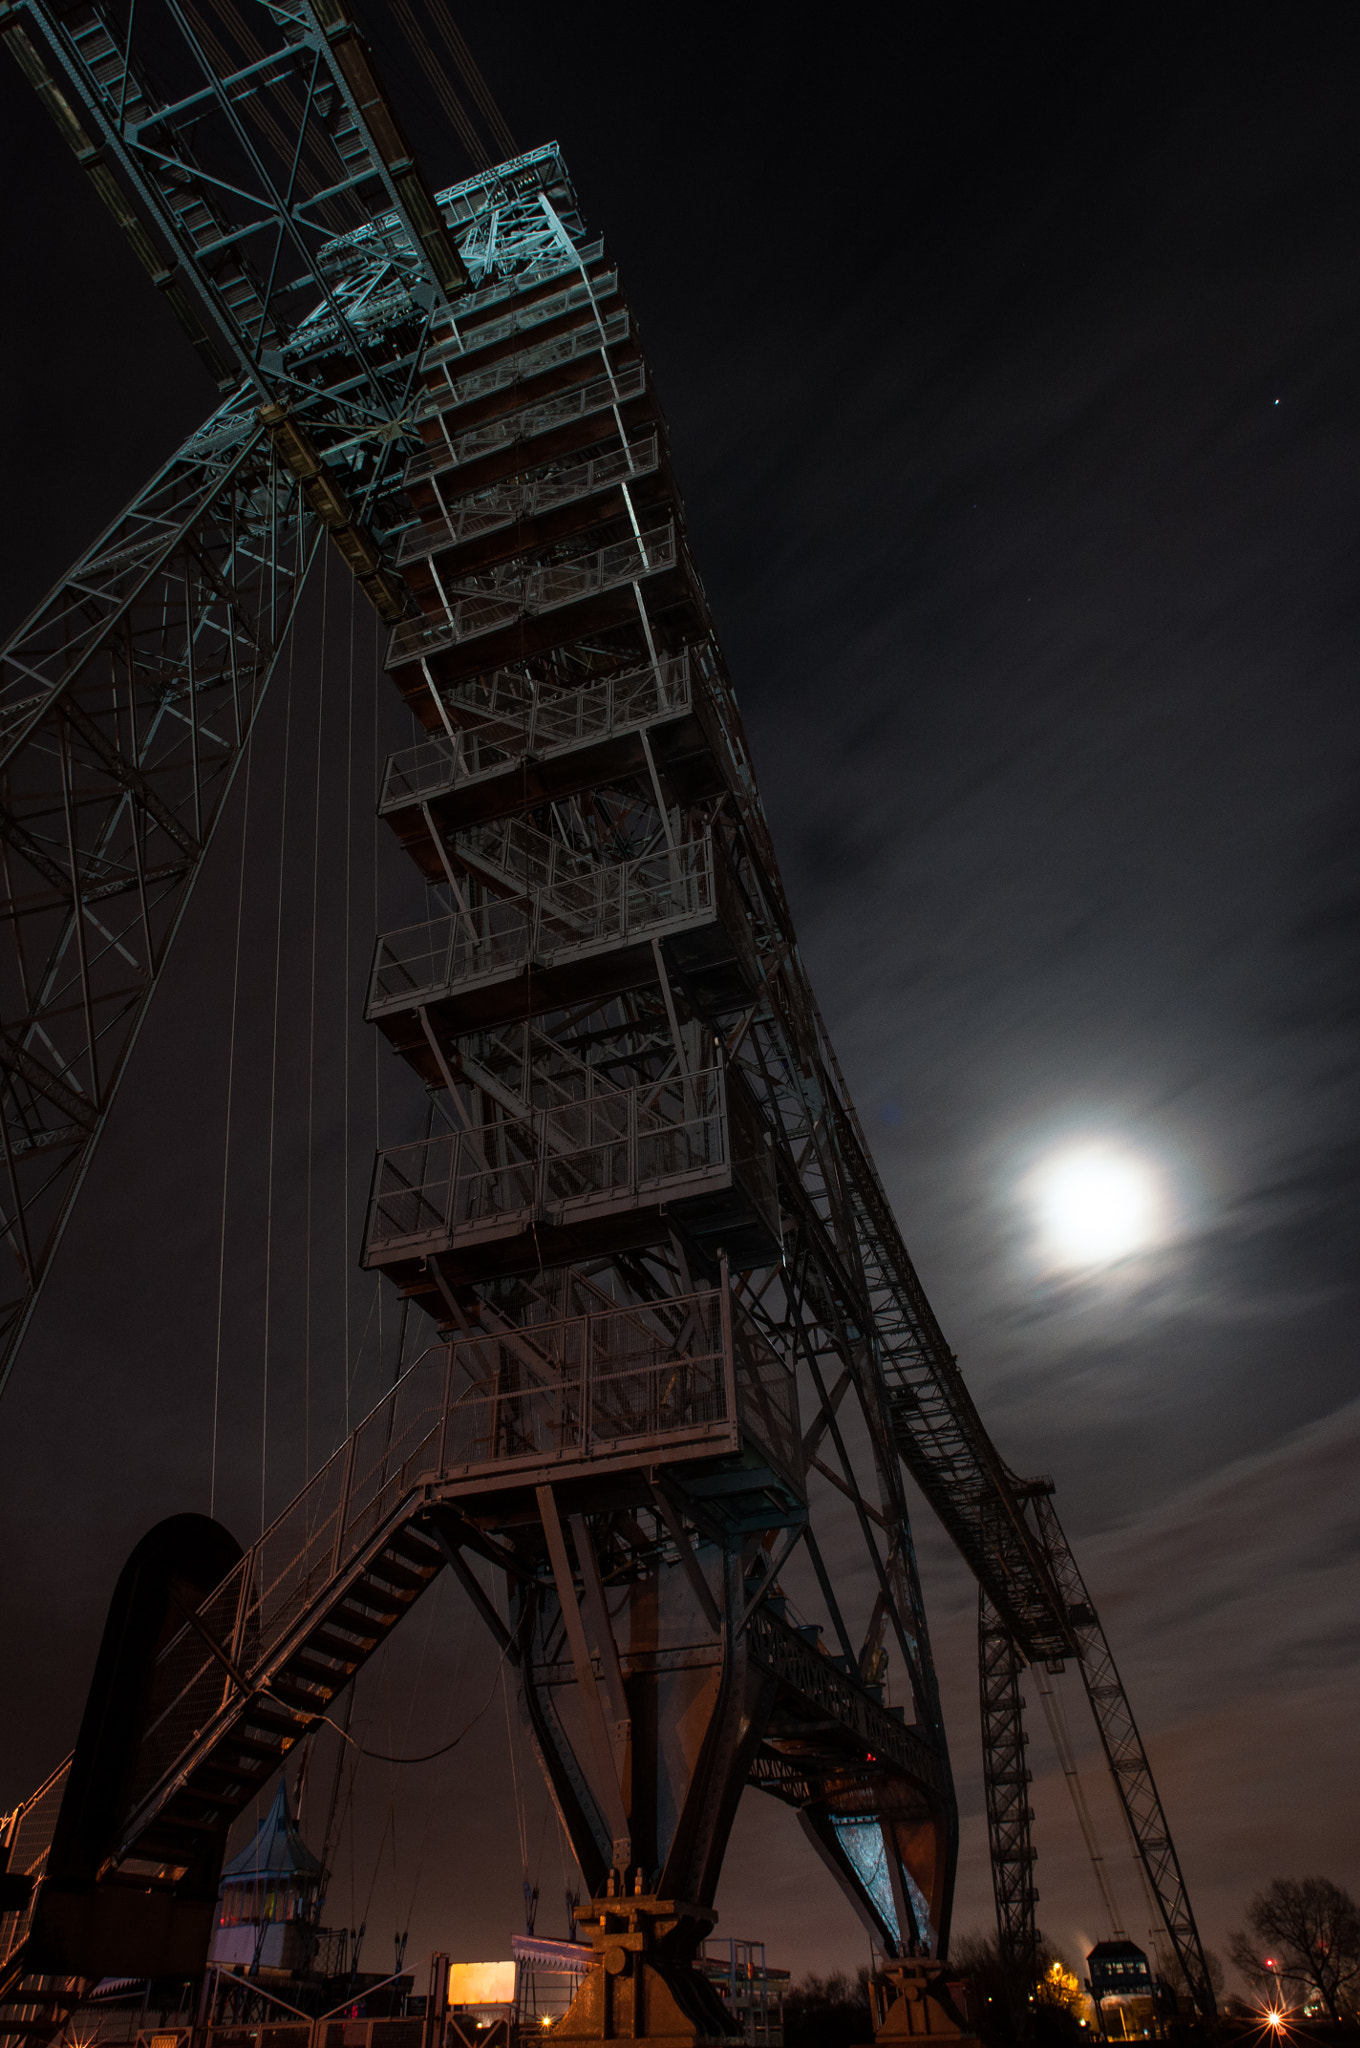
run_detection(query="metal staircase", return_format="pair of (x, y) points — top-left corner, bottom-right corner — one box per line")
(0, 4), (1221, 2028)
(0, 1496), (447, 2048)
(0, 1282), (809, 2048)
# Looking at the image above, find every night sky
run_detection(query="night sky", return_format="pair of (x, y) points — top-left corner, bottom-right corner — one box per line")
(1, 0), (1357, 1998)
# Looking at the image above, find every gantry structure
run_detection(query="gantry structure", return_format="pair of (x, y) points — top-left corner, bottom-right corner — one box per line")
(0, 6), (1216, 2046)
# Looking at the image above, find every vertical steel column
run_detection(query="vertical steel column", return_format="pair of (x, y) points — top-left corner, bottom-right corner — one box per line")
(979, 1589), (1038, 1973)
(1025, 1494), (1217, 2019)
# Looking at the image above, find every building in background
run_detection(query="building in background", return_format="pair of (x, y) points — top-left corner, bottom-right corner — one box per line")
(510, 1935), (593, 2032)
(1086, 1942), (1159, 2041)
(208, 1784), (344, 1979)
(697, 1940), (788, 2048)
(445, 1957), (516, 2048)
(443, 1935), (787, 2046)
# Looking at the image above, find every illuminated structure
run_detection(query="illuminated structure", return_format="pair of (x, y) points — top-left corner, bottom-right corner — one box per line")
(1086, 1942), (1159, 2041)
(0, 5), (1214, 2045)
(208, 1783), (339, 1978)
(697, 1941), (787, 2048)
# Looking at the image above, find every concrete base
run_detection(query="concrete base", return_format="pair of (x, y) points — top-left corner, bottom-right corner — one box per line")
(867, 1961), (981, 2047)
(551, 1894), (738, 2048)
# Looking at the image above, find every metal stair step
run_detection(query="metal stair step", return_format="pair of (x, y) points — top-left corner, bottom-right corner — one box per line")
(240, 1702), (309, 1737)
(360, 1553), (430, 1595)
(131, 1807), (227, 1836)
(388, 1525), (443, 1564)
(268, 1673), (336, 1709)
(212, 1728), (293, 1760)
(304, 1625), (378, 1660)
(158, 1773), (247, 1812)
(332, 1590), (402, 1626)
(277, 1651), (347, 1686)
(186, 1755), (271, 1786)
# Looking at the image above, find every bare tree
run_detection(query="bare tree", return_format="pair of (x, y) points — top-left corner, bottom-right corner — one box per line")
(950, 1932), (1085, 2047)
(783, 1968), (872, 2048)
(1160, 1945), (1225, 2001)
(1228, 1878), (1360, 2022)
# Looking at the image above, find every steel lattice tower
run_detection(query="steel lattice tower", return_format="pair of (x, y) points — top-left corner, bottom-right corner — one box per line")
(979, 1591), (1039, 1972)
(0, 9), (1217, 2047)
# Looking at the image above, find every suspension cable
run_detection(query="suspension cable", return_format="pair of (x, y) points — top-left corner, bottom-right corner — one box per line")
(1035, 1663), (1125, 1936)
(402, 1585), (473, 1929)
(372, 608), (384, 1384)
(259, 595), (297, 1533)
(342, 569), (356, 1435)
(311, 1634), (512, 1763)
(304, 546), (330, 1481)
(422, 0), (516, 157)
(389, 0), (489, 169)
(502, 1656), (531, 1917)
(209, 683), (257, 1517)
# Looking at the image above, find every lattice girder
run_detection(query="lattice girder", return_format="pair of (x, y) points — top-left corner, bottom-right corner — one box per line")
(979, 1591), (1038, 1971)
(354, 199), (961, 1981)
(0, 413), (313, 1396)
(0, 14), (1219, 2017)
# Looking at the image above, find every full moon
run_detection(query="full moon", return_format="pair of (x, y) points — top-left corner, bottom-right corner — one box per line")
(1027, 1142), (1165, 1268)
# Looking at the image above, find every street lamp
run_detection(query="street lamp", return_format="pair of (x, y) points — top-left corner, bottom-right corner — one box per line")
(1262, 1958), (1287, 2031)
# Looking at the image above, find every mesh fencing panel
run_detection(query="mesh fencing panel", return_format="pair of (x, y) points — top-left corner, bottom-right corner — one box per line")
(366, 1075), (732, 1261)
(107, 1287), (791, 1851)
(0, 1758), (71, 1970)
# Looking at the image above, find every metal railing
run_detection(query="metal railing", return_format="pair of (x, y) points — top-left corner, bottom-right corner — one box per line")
(440, 1290), (730, 1471)
(396, 432), (659, 562)
(385, 532), (675, 667)
(0, 1757), (71, 1974)
(367, 836), (714, 1015)
(405, 360), (645, 484)
(365, 1075), (731, 1261)
(387, 523), (675, 664)
(426, 264), (617, 371)
(418, 308), (630, 417)
(119, 1370), (455, 1819)
(729, 1310), (803, 1486)
(699, 1939), (786, 2048)
(109, 1287), (795, 1854)
(456, 811), (618, 893)
(380, 653), (692, 809)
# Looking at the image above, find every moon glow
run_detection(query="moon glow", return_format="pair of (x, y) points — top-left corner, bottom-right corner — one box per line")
(1028, 1141), (1165, 1269)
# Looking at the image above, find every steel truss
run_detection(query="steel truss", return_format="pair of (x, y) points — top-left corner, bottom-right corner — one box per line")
(979, 1591), (1038, 1973)
(0, 6), (1217, 2040)
(0, 0), (587, 1398)
(1025, 1490), (1210, 2001)
(0, 409), (313, 1391)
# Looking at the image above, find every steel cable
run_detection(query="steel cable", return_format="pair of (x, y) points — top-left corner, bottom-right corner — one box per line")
(422, 0), (517, 157)
(304, 547), (330, 1481)
(259, 577), (298, 1534)
(1035, 1663), (1124, 1936)
(310, 1632), (513, 1763)
(389, 0), (490, 170)
(209, 645), (260, 1515)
